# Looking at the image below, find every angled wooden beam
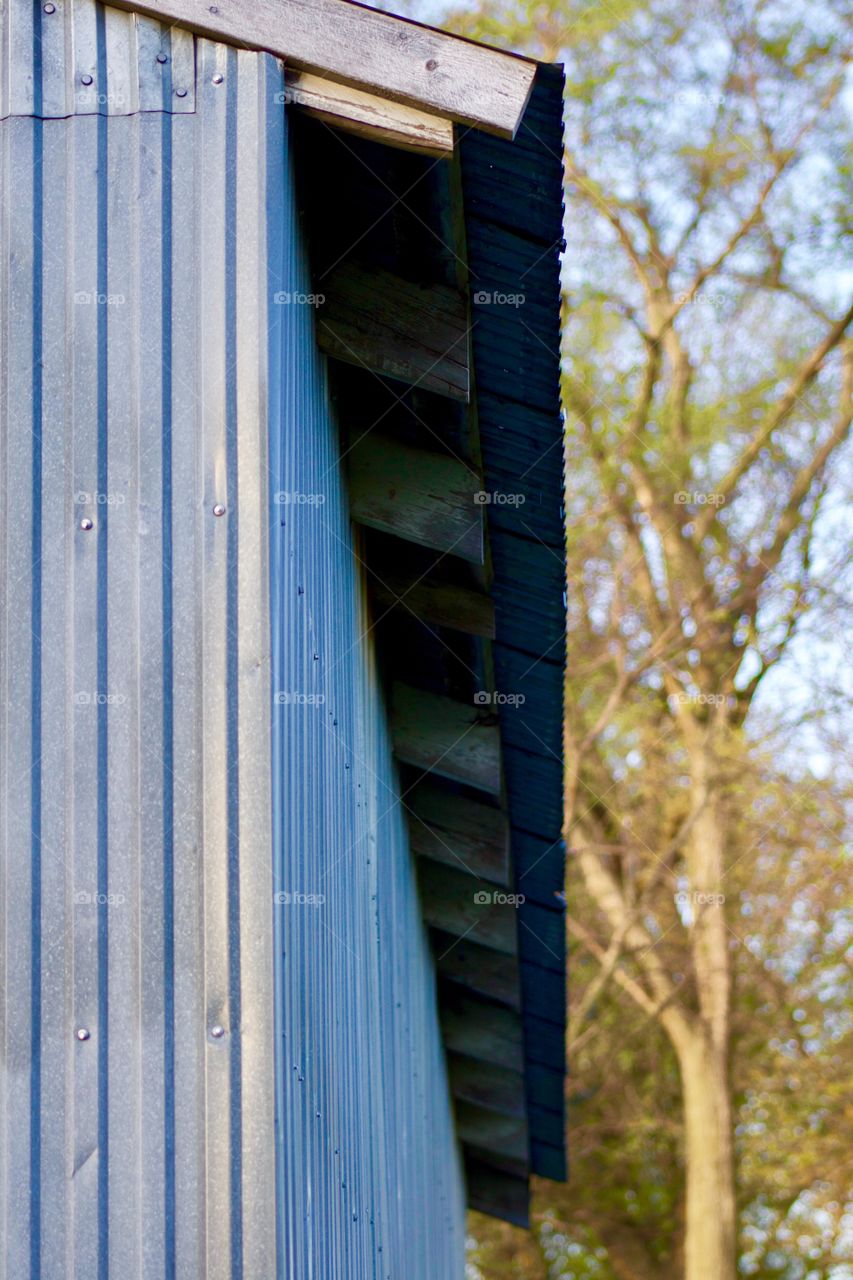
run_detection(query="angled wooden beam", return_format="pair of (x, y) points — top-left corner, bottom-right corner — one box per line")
(318, 265), (469, 402)
(449, 1054), (526, 1116)
(456, 1102), (528, 1164)
(391, 683), (501, 794)
(406, 781), (509, 882)
(439, 989), (523, 1070)
(372, 571), (495, 637)
(348, 435), (483, 562)
(417, 860), (518, 954)
(107, 0), (536, 137)
(465, 1155), (529, 1228)
(283, 71), (454, 156)
(433, 932), (521, 1008)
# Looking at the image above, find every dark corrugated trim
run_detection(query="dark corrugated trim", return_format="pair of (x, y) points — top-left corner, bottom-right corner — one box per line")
(461, 62), (568, 1185)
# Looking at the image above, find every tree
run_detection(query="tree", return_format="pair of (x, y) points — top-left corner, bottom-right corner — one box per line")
(429, 0), (853, 1274)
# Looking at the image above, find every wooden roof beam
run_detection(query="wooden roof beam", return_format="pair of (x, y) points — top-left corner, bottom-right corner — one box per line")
(348, 435), (483, 562)
(107, 0), (536, 137)
(318, 264), (469, 402)
(283, 71), (454, 157)
(391, 683), (501, 793)
(417, 860), (518, 954)
(406, 781), (509, 882)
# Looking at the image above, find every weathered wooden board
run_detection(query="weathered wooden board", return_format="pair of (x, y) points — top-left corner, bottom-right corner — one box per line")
(456, 1102), (528, 1163)
(440, 989), (523, 1069)
(348, 433), (483, 561)
(283, 70), (454, 155)
(372, 571), (495, 636)
(407, 781), (509, 882)
(465, 1155), (529, 1227)
(417, 860), (518, 954)
(318, 265), (470, 402)
(432, 930), (521, 1008)
(106, 0), (536, 136)
(449, 1054), (526, 1116)
(391, 683), (501, 793)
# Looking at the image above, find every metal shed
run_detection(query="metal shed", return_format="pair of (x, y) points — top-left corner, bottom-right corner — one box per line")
(0, 0), (566, 1275)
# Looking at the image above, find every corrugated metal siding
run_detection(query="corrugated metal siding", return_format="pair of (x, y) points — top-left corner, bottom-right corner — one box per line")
(267, 97), (466, 1280)
(0, 0), (196, 119)
(1, 5), (466, 1276)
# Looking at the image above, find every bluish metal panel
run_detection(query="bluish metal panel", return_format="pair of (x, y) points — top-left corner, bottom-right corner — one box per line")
(268, 90), (466, 1280)
(1, 5), (467, 1276)
(1, 19), (280, 1277)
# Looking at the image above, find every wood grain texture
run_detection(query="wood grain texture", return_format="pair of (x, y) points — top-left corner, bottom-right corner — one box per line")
(407, 781), (509, 882)
(440, 989), (523, 1070)
(372, 571), (495, 636)
(433, 933), (521, 1007)
(105, 0), (536, 135)
(417, 860), (518, 954)
(391, 682), (501, 793)
(456, 1102), (528, 1163)
(318, 264), (470, 401)
(448, 1055), (526, 1116)
(348, 435), (483, 562)
(283, 70), (454, 155)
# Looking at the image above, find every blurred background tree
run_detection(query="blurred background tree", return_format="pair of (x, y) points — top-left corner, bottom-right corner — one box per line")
(404, 0), (853, 1274)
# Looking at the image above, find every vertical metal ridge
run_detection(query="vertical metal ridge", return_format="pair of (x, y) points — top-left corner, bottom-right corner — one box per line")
(28, 109), (45, 1280)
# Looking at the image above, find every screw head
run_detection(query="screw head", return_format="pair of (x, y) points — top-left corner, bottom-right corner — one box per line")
(156, 52), (168, 64)
(76, 1027), (91, 1041)
(213, 503), (226, 517)
(43, 4), (56, 13)
(80, 517), (94, 531)
(210, 1024), (226, 1039)
(212, 73), (224, 85)
(425, 58), (438, 71)
(81, 74), (94, 86)
(175, 87), (188, 98)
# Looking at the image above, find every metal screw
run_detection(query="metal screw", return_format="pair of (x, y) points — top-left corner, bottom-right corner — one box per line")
(76, 1027), (91, 1041)
(81, 74), (94, 86)
(80, 517), (94, 531)
(209, 5), (220, 12)
(175, 87), (188, 98)
(213, 503), (226, 517)
(212, 73), (224, 85)
(210, 1024), (225, 1039)
(43, 3), (56, 13)
(156, 52), (168, 64)
(425, 58), (438, 71)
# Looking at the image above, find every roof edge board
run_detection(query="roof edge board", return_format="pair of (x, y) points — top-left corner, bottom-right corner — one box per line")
(105, 0), (537, 136)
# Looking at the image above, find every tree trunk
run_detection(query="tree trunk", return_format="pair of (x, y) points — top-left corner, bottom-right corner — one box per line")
(676, 1028), (737, 1280)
